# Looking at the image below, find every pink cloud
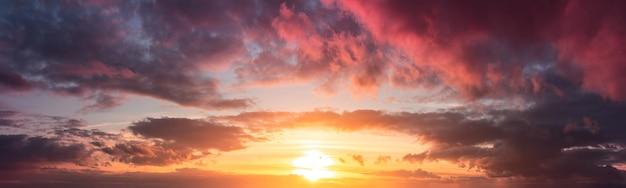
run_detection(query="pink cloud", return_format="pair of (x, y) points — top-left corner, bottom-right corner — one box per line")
(235, 3), (387, 98)
(556, 1), (626, 100)
(333, 0), (626, 101)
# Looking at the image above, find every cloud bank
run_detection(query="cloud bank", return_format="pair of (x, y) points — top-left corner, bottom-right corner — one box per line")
(2, 0), (624, 110)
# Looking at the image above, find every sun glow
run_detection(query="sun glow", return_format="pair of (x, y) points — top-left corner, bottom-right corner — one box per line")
(291, 150), (335, 182)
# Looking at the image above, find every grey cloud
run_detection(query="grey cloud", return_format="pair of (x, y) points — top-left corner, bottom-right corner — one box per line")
(0, 135), (91, 171)
(0, 0), (256, 110)
(129, 117), (262, 152)
(101, 143), (196, 166)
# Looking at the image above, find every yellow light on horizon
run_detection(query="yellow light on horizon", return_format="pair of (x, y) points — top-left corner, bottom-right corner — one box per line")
(291, 150), (335, 182)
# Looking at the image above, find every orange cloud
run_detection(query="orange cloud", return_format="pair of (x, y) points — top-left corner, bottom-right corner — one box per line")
(351, 154), (364, 166)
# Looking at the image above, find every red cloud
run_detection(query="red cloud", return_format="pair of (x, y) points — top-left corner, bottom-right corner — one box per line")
(556, 1), (626, 100)
(235, 2), (387, 98)
(332, 0), (626, 101)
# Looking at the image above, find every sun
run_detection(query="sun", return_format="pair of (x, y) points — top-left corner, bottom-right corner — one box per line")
(291, 150), (335, 182)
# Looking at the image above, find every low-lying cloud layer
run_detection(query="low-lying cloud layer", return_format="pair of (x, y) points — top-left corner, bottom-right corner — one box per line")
(1, 90), (626, 186)
(0, 113), (263, 168)
(217, 92), (626, 183)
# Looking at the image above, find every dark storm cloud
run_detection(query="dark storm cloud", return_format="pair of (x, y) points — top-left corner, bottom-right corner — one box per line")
(129, 117), (262, 152)
(0, 135), (91, 171)
(0, 111), (266, 167)
(0, 68), (33, 92)
(397, 92), (626, 181)
(101, 142), (198, 166)
(0, 115), (123, 171)
(92, 117), (267, 166)
(0, 0), (259, 110)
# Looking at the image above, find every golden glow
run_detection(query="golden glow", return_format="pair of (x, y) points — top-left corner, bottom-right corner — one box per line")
(199, 129), (478, 179)
(291, 150), (335, 181)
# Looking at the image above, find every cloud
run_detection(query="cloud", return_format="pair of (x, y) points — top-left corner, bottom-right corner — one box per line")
(0, 0), (391, 108)
(0, 110), (19, 127)
(234, 1), (388, 98)
(338, 157), (346, 164)
(351, 154), (364, 166)
(1, 168), (464, 188)
(0, 135), (91, 171)
(0, 110), (18, 118)
(1, 0), (625, 109)
(0, 169), (324, 188)
(555, 1), (626, 101)
(374, 155), (391, 165)
(77, 91), (125, 113)
(0, 0), (254, 110)
(216, 90), (626, 183)
(328, 0), (626, 101)
(2, 1), (626, 187)
(0, 68), (33, 92)
(4, 0), (623, 107)
(101, 143), (196, 166)
(0, 168), (517, 188)
(0, 112), (267, 167)
(94, 117), (268, 166)
(371, 169), (440, 179)
(394, 93), (626, 181)
(402, 152), (427, 164)
(129, 117), (262, 152)
(327, 0), (561, 99)
(0, 112), (86, 133)
(0, 115), (120, 170)
(2, 93), (626, 184)
(5, 168), (621, 188)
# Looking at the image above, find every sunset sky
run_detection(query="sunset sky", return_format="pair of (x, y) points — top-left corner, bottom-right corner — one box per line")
(1, 0), (626, 187)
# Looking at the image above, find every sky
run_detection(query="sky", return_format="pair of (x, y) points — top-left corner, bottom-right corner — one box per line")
(1, 0), (626, 187)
